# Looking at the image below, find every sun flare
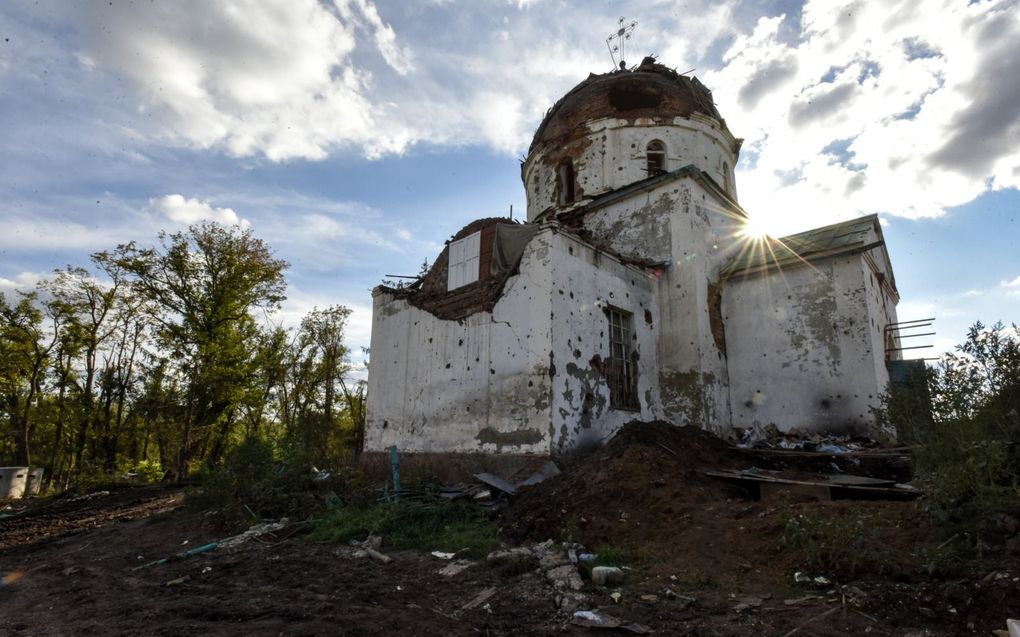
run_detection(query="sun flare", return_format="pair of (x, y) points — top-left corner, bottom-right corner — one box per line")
(739, 215), (772, 240)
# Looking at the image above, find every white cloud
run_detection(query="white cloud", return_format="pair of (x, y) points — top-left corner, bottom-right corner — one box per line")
(71, 1), (738, 162)
(1001, 275), (1020, 294)
(333, 0), (415, 75)
(150, 194), (244, 226)
(0, 272), (44, 297)
(81, 0), (379, 161)
(706, 0), (1020, 236)
(201, 189), (433, 273)
(22, 0), (1020, 237)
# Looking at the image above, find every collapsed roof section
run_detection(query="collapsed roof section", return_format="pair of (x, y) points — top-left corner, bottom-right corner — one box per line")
(529, 56), (729, 154)
(380, 218), (540, 321)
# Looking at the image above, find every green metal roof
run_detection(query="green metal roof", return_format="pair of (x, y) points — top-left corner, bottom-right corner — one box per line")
(723, 214), (880, 276)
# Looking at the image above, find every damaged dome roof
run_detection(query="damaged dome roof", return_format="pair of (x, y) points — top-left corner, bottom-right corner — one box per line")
(529, 57), (727, 152)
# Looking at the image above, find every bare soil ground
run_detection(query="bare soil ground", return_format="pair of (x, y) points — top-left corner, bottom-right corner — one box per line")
(2, 425), (1018, 636)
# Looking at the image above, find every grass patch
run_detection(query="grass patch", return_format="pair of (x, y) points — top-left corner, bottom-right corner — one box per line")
(779, 507), (886, 578)
(308, 498), (500, 558)
(592, 544), (626, 567)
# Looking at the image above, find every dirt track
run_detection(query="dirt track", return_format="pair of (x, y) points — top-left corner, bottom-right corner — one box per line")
(1, 440), (1018, 636)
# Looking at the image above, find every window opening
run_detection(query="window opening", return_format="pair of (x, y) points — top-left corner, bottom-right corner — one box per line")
(606, 307), (639, 409)
(722, 161), (731, 193)
(646, 140), (666, 176)
(558, 160), (575, 205)
(447, 231), (481, 290)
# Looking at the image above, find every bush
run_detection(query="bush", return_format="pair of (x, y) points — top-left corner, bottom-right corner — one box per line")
(129, 459), (164, 483)
(191, 437), (321, 519)
(592, 544), (626, 567)
(779, 508), (881, 577)
(309, 498), (500, 558)
(876, 321), (1020, 541)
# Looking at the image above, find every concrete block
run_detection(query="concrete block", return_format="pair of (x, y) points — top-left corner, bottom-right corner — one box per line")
(25, 467), (45, 496)
(0, 467), (29, 499)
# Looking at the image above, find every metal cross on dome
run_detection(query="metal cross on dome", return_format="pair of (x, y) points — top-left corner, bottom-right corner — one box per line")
(606, 17), (637, 70)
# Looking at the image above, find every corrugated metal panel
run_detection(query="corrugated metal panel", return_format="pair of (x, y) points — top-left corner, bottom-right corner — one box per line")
(723, 215), (878, 276)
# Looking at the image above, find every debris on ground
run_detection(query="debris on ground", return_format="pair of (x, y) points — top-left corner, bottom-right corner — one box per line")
(571, 610), (652, 633)
(3, 423), (1020, 635)
(133, 541), (219, 570)
(218, 518), (290, 549)
(68, 490), (111, 502)
(517, 461), (561, 487)
(437, 559), (474, 577)
(461, 586), (498, 611)
(732, 594), (768, 613)
(591, 566), (625, 586)
(474, 472), (517, 496)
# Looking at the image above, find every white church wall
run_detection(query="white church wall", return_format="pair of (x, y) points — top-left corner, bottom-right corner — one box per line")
(364, 231), (557, 454)
(523, 115), (739, 220)
(861, 250), (900, 396)
(543, 230), (662, 452)
(722, 255), (884, 434)
(579, 177), (743, 434)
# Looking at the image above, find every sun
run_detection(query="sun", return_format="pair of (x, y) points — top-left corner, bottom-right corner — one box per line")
(739, 214), (772, 240)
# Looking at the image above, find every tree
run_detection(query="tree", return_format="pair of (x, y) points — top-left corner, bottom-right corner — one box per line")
(0, 292), (57, 466)
(113, 223), (288, 477)
(877, 321), (1020, 537)
(43, 261), (127, 476)
(277, 306), (361, 464)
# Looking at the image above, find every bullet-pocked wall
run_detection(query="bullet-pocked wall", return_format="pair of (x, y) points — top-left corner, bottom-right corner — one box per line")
(523, 115), (739, 221)
(365, 224), (669, 455)
(578, 176), (747, 434)
(521, 60), (741, 221)
(722, 248), (898, 435)
(544, 230), (662, 452)
(365, 231), (555, 454)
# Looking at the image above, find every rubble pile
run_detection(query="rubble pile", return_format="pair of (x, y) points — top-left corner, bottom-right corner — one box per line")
(503, 420), (745, 547)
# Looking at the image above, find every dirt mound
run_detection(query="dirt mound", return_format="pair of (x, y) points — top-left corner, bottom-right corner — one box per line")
(503, 420), (747, 549)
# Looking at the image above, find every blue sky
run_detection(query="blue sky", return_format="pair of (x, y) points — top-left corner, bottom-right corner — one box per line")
(1, 0), (1019, 369)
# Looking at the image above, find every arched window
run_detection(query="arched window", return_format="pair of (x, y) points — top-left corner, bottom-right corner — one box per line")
(722, 161), (731, 193)
(646, 140), (666, 176)
(558, 159), (575, 205)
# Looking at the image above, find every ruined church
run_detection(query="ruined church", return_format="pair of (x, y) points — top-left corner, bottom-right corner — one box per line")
(365, 57), (903, 455)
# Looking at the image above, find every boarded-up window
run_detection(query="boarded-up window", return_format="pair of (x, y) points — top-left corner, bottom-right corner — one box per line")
(606, 307), (639, 410)
(646, 140), (666, 176)
(447, 231), (481, 290)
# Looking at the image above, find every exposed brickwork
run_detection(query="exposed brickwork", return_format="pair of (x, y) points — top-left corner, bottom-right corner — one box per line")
(530, 58), (728, 154)
(382, 218), (520, 321)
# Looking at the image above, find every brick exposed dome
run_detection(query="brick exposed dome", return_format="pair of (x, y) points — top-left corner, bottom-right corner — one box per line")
(529, 57), (727, 153)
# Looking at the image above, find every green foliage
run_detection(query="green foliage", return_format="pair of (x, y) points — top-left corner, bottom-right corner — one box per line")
(876, 321), (1020, 539)
(917, 538), (966, 578)
(0, 222), (363, 495)
(191, 437), (319, 519)
(779, 508), (881, 577)
(592, 544), (626, 567)
(129, 459), (164, 483)
(309, 499), (500, 559)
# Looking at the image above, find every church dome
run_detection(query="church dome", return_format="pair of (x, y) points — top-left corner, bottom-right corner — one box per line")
(529, 57), (728, 153)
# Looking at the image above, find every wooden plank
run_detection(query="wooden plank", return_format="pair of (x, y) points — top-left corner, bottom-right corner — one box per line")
(703, 470), (918, 499)
(735, 447), (911, 458)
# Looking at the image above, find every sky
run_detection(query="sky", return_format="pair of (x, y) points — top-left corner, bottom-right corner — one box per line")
(1, 0), (1018, 371)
